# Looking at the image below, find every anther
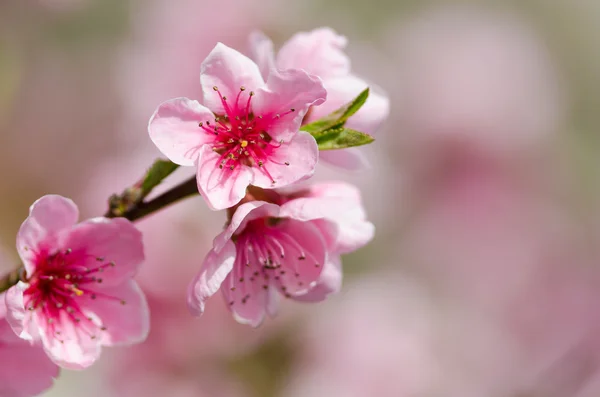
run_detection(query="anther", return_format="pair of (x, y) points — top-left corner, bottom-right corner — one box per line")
(249, 91), (255, 96)
(120, 300), (127, 305)
(290, 108), (295, 112)
(285, 162), (290, 166)
(258, 161), (264, 167)
(213, 86), (219, 91)
(240, 86), (246, 91)
(96, 257), (105, 262)
(298, 256), (306, 260)
(65, 248), (72, 254)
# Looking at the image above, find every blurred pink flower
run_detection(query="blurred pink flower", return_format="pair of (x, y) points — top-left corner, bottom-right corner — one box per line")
(249, 28), (390, 169)
(388, 6), (564, 158)
(6, 195), (149, 369)
(188, 182), (374, 327)
(0, 294), (59, 397)
(149, 43), (326, 210)
(283, 276), (440, 397)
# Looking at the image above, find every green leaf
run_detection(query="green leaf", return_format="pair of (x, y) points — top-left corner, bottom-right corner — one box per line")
(141, 159), (180, 197)
(315, 127), (375, 150)
(301, 88), (369, 134)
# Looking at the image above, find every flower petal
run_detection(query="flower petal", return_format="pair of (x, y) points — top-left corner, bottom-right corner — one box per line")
(213, 201), (280, 253)
(5, 283), (39, 342)
(195, 145), (253, 211)
(81, 280), (149, 346)
(17, 195), (79, 274)
(200, 42), (265, 115)
(251, 131), (318, 189)
(271, 219), (327, 297)
(0, 324), (59, 397)
(253, 69), (327, 141)
(293, 255), (342, 302)
(248, 30), (276, 80)
(187, 240), (237, 316)
(280, 182), (374, 254)
(36, 309), (102, 370)
(148, 97), (216, 166)
(320, 148), (370, 170)
(307, 76), (390, 135)
(221, 271), (267, 328)
(276, 28), (350, 79)
(60, 217), (144, 287)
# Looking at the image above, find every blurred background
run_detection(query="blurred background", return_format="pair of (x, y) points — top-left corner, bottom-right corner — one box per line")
(2, 0), (600, 396)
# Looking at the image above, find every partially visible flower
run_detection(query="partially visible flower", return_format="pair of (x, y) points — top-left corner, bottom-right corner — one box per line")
(187, 182), (374, 327)
(249, 28), (390, 169)
(149, 43), (327, 211)
(5, 195), (149, 369)
(0, 294), (59, 397)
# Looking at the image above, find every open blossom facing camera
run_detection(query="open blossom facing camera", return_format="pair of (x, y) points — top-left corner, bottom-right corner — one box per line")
(187, 182), (374, 327)
(149, 42), (327, 211)
(249, 28), (390, 169)
(5, 195), (149, 369)
(0, 295), (59, 397)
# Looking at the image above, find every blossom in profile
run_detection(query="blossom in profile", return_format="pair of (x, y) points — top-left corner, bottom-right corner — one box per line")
(0, 293), (59, 397)
(249, 28), (390, 169)
(149, 43), (327, 210)
(5, 195), (149, 369)
(187, 182), (374, 327)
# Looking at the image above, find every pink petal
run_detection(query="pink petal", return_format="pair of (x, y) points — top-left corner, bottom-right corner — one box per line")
(200, 42), (265, 115)
(307, 75), (390, 135)
(187, 240), (237, 316)
(213, 201), (280, 253)
(248, 30), (276, 80)
(61, 217), (144, 287)
(17, 195), (79, 274)
(221, 271), (267, 328)
(272, 219), (327, 297)
(251, 131), (318, 189)
(294, 255), (342, 302)
(253, 69), (327, 142)
(281, 182), (374, 254)
(5, 283), (39, 342)
(148, 97), (216, 166)
(320, 148), (370, 170)
(195, 145), (253, 211)
(81, 280), (149, 346)
(276, 27), (351, 79)
(35, 309), (102, 370)
(0, 321), (59, 397)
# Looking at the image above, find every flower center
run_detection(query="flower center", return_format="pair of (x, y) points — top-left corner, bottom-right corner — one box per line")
(23, 249), (126, 340)
(198, 86), (294, 184)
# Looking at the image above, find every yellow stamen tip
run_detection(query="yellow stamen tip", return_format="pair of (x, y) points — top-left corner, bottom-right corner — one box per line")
(73, 288), (84, 296)
(240, 140), (249, 148)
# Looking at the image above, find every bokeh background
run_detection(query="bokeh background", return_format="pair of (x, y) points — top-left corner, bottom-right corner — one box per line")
(2, 0), (600, 396)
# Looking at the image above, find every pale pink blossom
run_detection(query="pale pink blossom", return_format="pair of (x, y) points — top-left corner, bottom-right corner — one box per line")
(187, 182), (374, 326)
(0, 295), (59, 397)
(149, 43), (327, 211)
(249, 28), (390, 169)
(5, 195), (149, 369)
(389, 6), (563, 157)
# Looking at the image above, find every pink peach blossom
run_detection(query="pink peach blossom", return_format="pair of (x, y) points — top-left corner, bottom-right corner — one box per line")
(187, 182), (374, 327)
(5, 195), (149, 370)
(0, 295), (59, 397)
(249, 28), (390, 169)
(149, 43), (327, 210)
